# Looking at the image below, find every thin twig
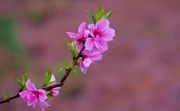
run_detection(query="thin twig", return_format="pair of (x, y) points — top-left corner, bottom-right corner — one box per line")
(0, 47), (85, 105)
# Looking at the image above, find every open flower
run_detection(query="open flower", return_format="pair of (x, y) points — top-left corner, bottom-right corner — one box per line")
(19, 79), (49, 110)
(49, 74), (60, 97)
(80, 50), (103, 73)
(67, 22), (90, 51)
(85, 19), (115, 52)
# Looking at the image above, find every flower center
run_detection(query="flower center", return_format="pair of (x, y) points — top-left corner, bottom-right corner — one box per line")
(93, 30), (101, 37)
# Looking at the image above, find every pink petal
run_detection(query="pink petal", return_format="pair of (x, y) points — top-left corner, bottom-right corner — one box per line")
(85, 38), (94, 51)
(52, 90), (59, 96)
(19, 90), (32, 100)
(96, 19), (109, 31)
(30, 99), (38, 108)
(94, 39), (108, 52)
(88, 24), (95, 30)
(83, 58), (92, 67)
(80, 62), (87, 73)
(38, 89), (47, 101)
(90, 51), (103, 61)
(51, 87), (60, 96)
(84, 30), (90, 38)
(101, 28), (115, 41)
(40, 101), (50, 111)
(67, 32), (78, 39)
(19, 90), (31, 97)
(78, 22), (86, 33)
(26, 79), (37, 91)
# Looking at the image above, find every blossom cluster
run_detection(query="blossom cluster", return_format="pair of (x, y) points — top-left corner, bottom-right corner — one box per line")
(19, 75), (60, 110)
(67, 18), (115, 73)
(0, 3), (116, 111)
(18, 16), (115, 111)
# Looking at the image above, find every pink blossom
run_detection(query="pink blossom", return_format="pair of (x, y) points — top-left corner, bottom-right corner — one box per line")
(50, 87), (60, 97)
(19, 79), (49, 110)
(49, 74), (60, 97)
(80, 50), (103, 73)
(67, 22), (90, 51)
(85, 19), (115, 52)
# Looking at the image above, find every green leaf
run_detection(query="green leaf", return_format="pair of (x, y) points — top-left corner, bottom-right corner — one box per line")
(16, 72), (28, 89)
(104, 11), (112, 18)
(57, 65), (65, 74)
(65, 62), (73, 69)
(16, 79), (24, 88)
(43, 69), (52, 86)
(72, 66), (79, 76)
(23, 72), (28, 84)
(88, 11), (96, 24)
(67, 41), (77, 58)
(57, 61), (72, 75)
(96, 2), (104, 22)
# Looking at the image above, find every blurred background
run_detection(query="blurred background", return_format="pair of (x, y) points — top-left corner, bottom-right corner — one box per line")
(0, 0), (180, 111)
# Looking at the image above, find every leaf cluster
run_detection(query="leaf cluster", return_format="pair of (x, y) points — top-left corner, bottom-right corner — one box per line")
(16, 72), (28, 89)
(88, 2), (112, 24)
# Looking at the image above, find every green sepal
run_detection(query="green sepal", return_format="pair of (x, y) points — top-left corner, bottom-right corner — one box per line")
(42, 69), (52, 86)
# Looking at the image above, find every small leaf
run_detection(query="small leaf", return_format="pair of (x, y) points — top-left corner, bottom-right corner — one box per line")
(67, 41), (77, 58)
(105, 11), (112, 18)
(96, 2), (104, 22)
(72, 66), (79, 76)
(16, 79), (24, 88)
(43, 69), (52, 86)
(57, 65), (65, 74)
(76, 61), (80, 67)
(65, 62), (73, 69)
(88, 11), (96, 24)
(23, 72), (28, 84)
(67, 41), (72, 49)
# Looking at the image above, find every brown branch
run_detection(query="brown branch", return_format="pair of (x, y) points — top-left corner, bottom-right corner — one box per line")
(0, 46), (85, 105)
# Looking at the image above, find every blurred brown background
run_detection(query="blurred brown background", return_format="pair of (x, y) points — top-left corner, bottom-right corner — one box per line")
(0, 0), (180, 111)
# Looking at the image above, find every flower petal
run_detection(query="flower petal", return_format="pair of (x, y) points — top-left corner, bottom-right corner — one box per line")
(78, 22), (86, 33)
(88, 23), (95, 30)
(67, 32), (78, 39)
(85, 38), (94, 51)
(40, 101), (50, 111)
(38, 89), (47, 101)
(84, 30), (90, 38)
(30, 99), (38, 108)
(50, 87), (60, 97)
(26, 79), (37, 91)
(101, 28), (115, 41)
(96, 19), (109, 31)
(19, 90), (32, 99)
(90, 51), (103, 61)
(94, 39), (108, 52)
(83, 58), (92, 67)
(80, 61), (87, 73)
